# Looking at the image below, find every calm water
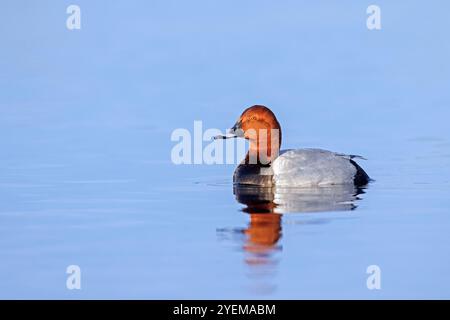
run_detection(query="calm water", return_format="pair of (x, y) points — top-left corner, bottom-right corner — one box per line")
(1, 1), (450, 299)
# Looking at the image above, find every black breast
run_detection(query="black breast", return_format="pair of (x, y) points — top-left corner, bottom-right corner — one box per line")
(233, 163), (274, 187)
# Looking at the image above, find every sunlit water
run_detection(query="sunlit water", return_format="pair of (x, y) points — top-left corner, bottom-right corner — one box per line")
(1, 1), (450, 299)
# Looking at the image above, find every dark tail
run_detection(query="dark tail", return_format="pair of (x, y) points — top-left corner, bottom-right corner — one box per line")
(350, 159), (371, 187)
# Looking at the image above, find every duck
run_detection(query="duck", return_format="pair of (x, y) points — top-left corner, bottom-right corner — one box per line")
(219, 105), (370, 187)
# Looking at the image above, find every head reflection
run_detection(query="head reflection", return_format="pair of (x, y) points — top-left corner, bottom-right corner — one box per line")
(236, 187), (281, 261)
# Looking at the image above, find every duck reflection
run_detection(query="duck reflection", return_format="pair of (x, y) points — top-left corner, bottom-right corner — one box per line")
(220, 184), (366, 294)
(235, 184), (365, 253)
(235, 184), (364, 215)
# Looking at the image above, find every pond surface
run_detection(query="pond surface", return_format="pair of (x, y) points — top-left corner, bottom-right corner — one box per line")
(1, 1), (449, 299)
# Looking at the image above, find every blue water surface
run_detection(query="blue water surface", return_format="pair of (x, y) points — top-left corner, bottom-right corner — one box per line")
(0, 1), (449, 299)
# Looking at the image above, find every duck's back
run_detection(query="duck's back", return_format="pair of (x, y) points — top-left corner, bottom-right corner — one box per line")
(272, 149), (369, 187)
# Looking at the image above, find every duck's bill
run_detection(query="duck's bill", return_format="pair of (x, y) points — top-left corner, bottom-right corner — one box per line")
(213, 123), (244, 140)
(213, 120), (244, 140)
(213, 134), (239, 140)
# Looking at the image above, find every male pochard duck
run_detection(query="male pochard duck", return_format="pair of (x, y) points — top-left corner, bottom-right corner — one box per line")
(219, 105), (370, 187)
